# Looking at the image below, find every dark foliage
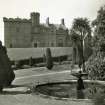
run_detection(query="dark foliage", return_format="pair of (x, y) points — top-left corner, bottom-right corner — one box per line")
(85, 51), (105, 80)
(93, 92), (105, 105)
(29, 57), (33, 66)
(0, 42), (15, 88)
(70, 17), (92, 69)
(45, 48), (53, 70)
(85, 5), (105, 80)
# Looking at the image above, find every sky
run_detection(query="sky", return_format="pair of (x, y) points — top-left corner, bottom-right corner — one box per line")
(0, 0), (105, 44)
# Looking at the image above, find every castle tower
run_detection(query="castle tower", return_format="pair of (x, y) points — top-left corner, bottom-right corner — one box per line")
(31, 12), (40, 26)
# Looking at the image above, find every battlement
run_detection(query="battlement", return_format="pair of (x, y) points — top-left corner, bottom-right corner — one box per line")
(3, 17), (31, 23)
(31, 12), (40, 16)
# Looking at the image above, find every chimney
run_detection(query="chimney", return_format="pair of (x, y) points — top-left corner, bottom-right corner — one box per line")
(61, 18), (65, 25)
(46, 17), (49, 25)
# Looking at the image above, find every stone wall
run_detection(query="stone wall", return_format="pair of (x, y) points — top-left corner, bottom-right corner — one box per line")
(7, 47), (72, 61)
(4, 18), (32, 48)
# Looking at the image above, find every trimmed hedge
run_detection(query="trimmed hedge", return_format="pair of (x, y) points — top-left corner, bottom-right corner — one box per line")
(45, 48), (53, 70)
(12, 55), (68, 70)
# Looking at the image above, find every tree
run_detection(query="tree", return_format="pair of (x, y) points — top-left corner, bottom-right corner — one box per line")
(85, 5), (105, 80)
(92, 5), (105, 51)
(46, 48), (53, 70)
(0, 41), (15, 92)
(29, 57), (33, 67)
(70, 18), (92, 71)
(70, 30), (80, 64)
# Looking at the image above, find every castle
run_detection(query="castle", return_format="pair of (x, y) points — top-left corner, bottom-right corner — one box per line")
(3, 12), (71, 48)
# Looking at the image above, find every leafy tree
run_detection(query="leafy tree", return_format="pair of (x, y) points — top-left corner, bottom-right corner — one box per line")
(92, 5), (105, 50)
(46, 48), (53, 70)
(70, 30), (80, 64)
(85, 5), (105, 80)
(70, 18), (92, 70)
(0, 41), (15, 92)
(85, 51), (105, 80)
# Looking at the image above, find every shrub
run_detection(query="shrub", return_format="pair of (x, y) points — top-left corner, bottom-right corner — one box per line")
(0, 54), (15, 87)
(45, 48), (53, 70)
(93, 92), (105, 105)
(85, 52), (105, 80)
(14, 60), (23, 69)
(4, 56), (15, 86)
(29, 57), (33, 66)
(43, 54), (46, 63)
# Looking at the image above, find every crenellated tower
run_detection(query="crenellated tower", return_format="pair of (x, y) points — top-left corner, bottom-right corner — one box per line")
(31, 12), (40, 26)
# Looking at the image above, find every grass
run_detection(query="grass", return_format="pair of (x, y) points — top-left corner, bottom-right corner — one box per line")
(52, 63), (72, 71)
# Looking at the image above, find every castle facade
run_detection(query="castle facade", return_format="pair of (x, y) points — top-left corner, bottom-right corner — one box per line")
(3, 12), (71, 48)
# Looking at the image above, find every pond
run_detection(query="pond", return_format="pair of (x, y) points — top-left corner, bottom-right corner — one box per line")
(35, 81), (105, 99)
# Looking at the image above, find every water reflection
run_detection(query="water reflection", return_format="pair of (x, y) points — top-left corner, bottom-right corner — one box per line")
(77, 90), (85, 99)
(76, 74), (85, 99)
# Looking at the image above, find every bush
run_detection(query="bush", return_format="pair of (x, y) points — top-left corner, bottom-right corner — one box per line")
(85, 52), (105, 80)
(14, 60), (23, 69)
(29, 57), (33, 66)
(93, 92), (105, 105)
(45, 48), (53, 70)
(43, 54), (46, 63)
(4, 56), (15, 86)
(0, 54), (15, 87)
(5, 69), (15, 86)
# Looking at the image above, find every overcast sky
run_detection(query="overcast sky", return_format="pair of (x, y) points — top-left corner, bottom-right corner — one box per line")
(0, 0), (105, 44)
